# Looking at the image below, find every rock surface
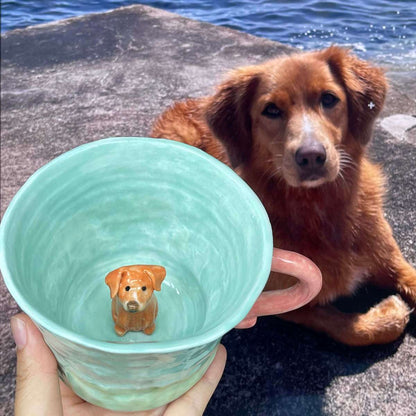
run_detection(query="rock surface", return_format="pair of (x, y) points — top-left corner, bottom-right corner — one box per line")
(1, 5), (415, 415)
(380, 114), (416, 143)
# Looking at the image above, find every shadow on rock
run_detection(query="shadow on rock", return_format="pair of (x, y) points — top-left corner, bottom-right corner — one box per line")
(205, 284), (412, 416)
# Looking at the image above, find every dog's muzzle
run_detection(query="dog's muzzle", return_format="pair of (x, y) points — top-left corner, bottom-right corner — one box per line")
(295, 142), (327, 182)
(127, 300), (139, 312)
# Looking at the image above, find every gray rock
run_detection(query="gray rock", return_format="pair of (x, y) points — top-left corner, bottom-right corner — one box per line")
(380, 114), (416, 143)
(1, 4), (416, 416)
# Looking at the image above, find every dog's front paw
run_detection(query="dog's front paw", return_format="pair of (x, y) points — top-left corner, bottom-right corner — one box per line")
(115, 324), (127, 336)
(378, 294), (411, 321)
(143, 323), (156, 335)
(359, 295), (411, 345)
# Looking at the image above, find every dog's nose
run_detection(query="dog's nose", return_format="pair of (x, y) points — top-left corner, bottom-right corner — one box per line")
(127, 301), (139, 311)
(295, 143), (326, 170)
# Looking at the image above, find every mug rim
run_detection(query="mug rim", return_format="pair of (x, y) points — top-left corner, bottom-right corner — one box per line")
(0, 137), (273, 354)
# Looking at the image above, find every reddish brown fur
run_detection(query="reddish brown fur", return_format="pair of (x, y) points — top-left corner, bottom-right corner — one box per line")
(105, 265), (166, 336)
(152, 46), (416, 346)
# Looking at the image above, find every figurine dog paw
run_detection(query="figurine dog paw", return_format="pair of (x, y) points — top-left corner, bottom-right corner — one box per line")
(105, 265), (166, 336)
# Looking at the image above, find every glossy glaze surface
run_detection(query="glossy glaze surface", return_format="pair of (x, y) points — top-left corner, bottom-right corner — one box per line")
(105, 265), (166, 336)
(0, 137), (273, 410)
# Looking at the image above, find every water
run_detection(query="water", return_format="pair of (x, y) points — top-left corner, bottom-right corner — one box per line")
(1, 0), (415, 69)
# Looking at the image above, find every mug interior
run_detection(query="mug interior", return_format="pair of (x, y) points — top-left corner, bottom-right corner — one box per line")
(1, 138), (272, 348)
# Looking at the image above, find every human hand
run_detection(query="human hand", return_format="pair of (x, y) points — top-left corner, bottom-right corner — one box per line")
(11, 313), (227, 416)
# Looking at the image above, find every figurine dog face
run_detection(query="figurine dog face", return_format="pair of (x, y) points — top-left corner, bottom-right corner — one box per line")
(105, 265), (166, 336)
(105, 265), (166, 312)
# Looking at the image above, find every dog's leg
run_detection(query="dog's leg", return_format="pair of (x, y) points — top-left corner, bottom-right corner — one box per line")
(377, 255), (416, 311)
(394, 260), (416, 309)
(143, 323), (156, 335)
(114, 324), (127, 336)
(280, 297), (410, 346)
(368, 220), (416, 309)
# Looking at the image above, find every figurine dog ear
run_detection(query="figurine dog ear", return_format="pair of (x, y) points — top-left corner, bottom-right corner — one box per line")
(144, 266), (166, 291)
(105, 268), (125, 298)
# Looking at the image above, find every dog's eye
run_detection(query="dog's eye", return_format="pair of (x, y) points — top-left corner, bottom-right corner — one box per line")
(321, 93), (339, 109)
(142, 286), (147, 291)
(125, 286), (130, 291)
(261, 103), (282, 119)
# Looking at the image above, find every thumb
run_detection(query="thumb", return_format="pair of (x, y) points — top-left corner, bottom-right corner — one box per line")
(11, 313), (63, 416)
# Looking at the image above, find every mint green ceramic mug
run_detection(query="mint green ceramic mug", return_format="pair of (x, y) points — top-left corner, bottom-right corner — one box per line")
(0, 137), (321, 411)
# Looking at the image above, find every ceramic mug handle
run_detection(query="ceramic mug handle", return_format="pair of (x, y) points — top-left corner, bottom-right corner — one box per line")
(236, 248), (322, 328)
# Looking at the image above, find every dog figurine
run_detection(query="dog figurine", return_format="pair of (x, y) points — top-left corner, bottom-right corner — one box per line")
(105, 265), (166, 336)
(152, 46), (416, 346)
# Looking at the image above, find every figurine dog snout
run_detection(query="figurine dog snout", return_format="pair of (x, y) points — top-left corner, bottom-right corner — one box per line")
(127, 300), (139, 312)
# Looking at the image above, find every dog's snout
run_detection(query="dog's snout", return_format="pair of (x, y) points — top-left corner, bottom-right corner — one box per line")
(127, 300), (139, 311)
(295, 143), (327, 170)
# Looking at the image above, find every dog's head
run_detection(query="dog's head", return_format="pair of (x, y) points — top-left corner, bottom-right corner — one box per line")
(105, 265), (166, 312)
(205, 46), (387, 188)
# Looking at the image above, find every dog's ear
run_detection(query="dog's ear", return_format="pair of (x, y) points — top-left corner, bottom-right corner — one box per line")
(144, 266), (166, 291)
(105, 268), (126, 299)
(320, 46), (387, 145)
(205, 68), (261, 167)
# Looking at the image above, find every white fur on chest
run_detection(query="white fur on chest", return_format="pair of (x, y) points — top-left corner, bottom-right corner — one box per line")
(348, 267), (369, 293)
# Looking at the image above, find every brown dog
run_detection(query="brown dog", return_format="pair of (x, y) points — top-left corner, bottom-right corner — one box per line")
(152, 46), (416, 346)
(105, 265), (166, 336)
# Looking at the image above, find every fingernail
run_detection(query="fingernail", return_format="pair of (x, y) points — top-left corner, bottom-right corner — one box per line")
(11, 317), (27, 350)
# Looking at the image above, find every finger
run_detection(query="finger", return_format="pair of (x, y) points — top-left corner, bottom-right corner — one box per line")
(11, 313), (63, 416)
(164, 344), (227, 416)
(235, 316), (257, 329)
